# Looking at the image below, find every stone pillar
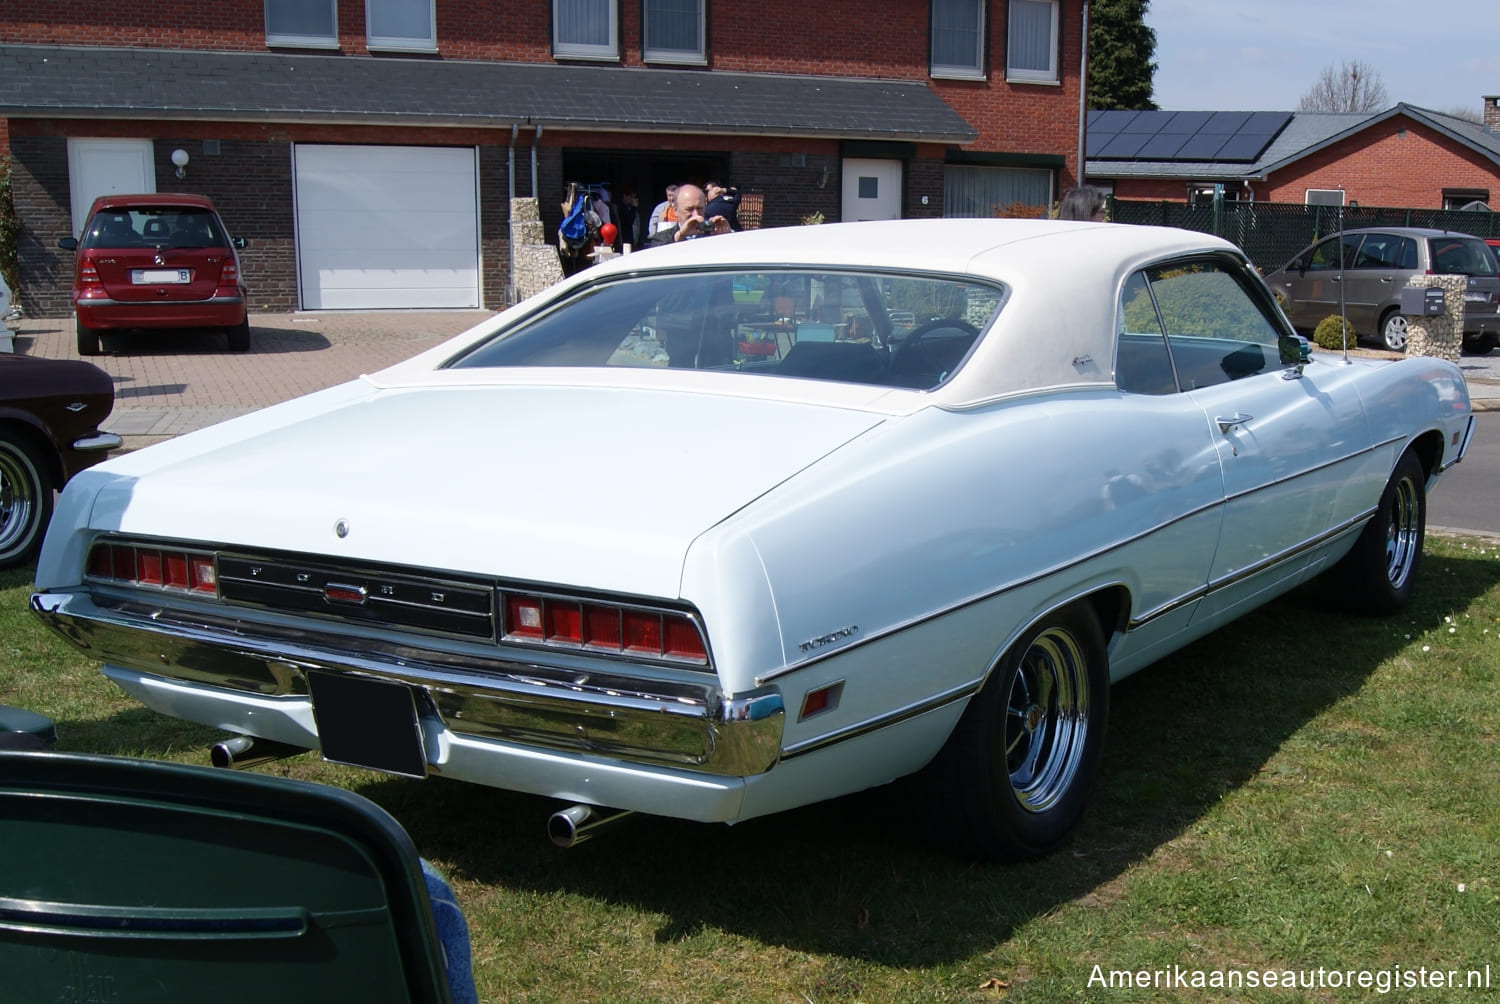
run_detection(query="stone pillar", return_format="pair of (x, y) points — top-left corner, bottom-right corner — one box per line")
(1402, 274), (1464, 363)
(509, 197), (564, 304)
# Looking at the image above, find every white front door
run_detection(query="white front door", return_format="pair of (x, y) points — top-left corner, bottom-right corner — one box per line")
(293, 144), (481, 310)
(841, 159), (902, 222)
(66, 138), (154, 236)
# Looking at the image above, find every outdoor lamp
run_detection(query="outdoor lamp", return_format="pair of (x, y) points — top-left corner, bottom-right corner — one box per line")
(171, 148), (189, 179)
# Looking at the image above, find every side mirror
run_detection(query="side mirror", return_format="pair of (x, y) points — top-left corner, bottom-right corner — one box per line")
(57, 237), (78, 251)
(233, 237), (249, 250)
(1279, 332), (1311, 369)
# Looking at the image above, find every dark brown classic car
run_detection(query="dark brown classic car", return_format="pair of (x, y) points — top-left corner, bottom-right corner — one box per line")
(0, 354), (121, 567)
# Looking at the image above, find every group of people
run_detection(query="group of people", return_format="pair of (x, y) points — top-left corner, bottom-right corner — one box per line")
(645, 181), (739, 246)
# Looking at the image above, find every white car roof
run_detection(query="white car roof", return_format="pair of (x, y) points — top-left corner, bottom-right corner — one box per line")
(380, 218), (1248, 411)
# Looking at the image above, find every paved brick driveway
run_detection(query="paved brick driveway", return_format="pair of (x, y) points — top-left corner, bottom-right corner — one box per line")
(11, 311), (491, 446)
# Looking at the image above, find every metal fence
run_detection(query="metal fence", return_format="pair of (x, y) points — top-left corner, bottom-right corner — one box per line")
(1110, 197), (1500, 273)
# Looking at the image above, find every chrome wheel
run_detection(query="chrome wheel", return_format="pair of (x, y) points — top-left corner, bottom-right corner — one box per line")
(1384, 469), (1422, 591)
(1381, 311), (1408, 352)
(1005, 626), (1092, 813)
(0, 436), (52, 567)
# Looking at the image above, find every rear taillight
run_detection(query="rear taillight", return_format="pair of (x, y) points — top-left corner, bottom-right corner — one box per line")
(502, 591), (708, 664)
(86, 541), (217, 596)
(220, 256), (239, 283)
(78, 255), (104, 293)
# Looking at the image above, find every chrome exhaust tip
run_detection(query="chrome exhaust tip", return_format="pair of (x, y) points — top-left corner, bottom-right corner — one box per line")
(210, 734), (305, 771)
(547, 804), (634, 848)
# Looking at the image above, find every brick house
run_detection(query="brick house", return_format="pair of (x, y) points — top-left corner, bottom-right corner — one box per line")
(0, 0), (1087, 316)
(1087, 100), (1500, 210)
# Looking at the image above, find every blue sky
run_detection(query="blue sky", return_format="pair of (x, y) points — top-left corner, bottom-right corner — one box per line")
(1143, 0), (1500, 116)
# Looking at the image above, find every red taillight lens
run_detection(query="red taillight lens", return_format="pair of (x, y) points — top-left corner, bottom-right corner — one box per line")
(78, 256), (103, 291)
(220, 256), (239, 283)
(623, 610), (662, 654)
(501, 591), (706, 664)
(86, 542), (217, 596)
(545, 601), (582, 645)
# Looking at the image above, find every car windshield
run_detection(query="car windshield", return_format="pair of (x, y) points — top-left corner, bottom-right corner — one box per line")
(1429, 236), (1499, 277)
(449, 268), (1005, 390)
(81, 207), (229, 250)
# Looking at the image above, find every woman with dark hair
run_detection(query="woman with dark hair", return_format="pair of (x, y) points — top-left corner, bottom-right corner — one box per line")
(1058, 185), (1107, 221)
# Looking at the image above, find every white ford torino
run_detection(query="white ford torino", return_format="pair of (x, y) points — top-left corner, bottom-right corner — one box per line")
(32, 219), (1474, 858)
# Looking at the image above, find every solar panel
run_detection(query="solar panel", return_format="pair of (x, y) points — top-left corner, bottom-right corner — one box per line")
(1215, 133), (1270, 162)
(1135, 133), (1191, 159)
(1174, 133), (1230, 160)
(1202, 111), (1252, 135)
(1086, 108), (1292, 163)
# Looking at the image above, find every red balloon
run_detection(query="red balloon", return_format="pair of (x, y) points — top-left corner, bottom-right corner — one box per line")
(599, 222), (619, 245)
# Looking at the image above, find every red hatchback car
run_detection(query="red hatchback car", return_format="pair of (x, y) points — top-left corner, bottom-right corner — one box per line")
(58, 193), (250, 356)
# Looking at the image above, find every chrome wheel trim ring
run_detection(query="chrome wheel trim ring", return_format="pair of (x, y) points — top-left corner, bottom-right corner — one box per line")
(1004, 626), (1091, 813)
(0, 448), (38, 556)
(1384, 473), (1421, 590)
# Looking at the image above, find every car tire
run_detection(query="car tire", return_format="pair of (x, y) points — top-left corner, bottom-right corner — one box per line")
(1462, 332), (1498, 356)
(1378, 309), (1408, 352)
(1326, 450), (1425, 617)
(75, 316), (101, 357)
(226, 319), (251, 352)
(923, 603), (1109, 861)
(0, 432), (56, 569)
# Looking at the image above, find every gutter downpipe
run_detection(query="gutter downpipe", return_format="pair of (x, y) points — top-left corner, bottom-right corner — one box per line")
(1076, 1), (1089, 189)
(532, 123), (542, 203)
(508, 123), (519, 304)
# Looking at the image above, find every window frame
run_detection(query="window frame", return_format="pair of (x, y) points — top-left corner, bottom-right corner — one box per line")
(553, 0), (622, 61)
(642, 0), (707, 65)
(365, 0), (437, 52)
(1005, 0), (1059, 85)
(265, 0), (339, 49)
(930, 0), (987, 80)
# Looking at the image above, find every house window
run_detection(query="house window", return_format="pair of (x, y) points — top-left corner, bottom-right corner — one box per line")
(367, 0), (436, 51)
(554, 0), (619, 60)
(942, 165), (1053, 218)
(643, 0), (705, 64)
(1007, 0), (1058, 83)
(931, 0), (985, 79)
(265, 0), (338, 48)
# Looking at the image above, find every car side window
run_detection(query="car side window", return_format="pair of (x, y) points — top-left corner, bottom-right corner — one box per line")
(1144, 260), (1282, 391)
(1352, 234), (1415, 270)
(1307, 234), (1359, 271)
(1115, 271), (1177, 395)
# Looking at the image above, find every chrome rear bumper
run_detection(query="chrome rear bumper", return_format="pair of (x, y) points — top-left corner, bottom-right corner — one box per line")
(30, 590), (784, 778)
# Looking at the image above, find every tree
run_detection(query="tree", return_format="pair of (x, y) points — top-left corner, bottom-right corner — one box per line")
(1439, 104), (1483, 124)
(1088, 0), (1158, 110)
(1297, 59), (1389, 113)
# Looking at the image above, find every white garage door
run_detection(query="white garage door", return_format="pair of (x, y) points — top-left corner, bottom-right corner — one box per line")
(294, 144), (480, 309)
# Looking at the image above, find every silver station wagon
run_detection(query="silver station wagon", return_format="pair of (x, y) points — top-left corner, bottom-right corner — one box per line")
(1265, 226), (1500, 354)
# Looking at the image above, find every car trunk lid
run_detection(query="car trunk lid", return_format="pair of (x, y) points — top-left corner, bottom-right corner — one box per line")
(91, 383), (884, 598)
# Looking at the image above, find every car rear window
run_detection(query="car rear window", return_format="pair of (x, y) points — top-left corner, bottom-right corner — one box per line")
(448, 268), (1005, 391)
(81, 208), (229, 250)
(1429, 236), (1499, 277)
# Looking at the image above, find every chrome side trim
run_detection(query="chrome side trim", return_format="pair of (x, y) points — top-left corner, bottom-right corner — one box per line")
(1220, 438), (1399, 505)
(70, 433), (123, 453)
(780, 681), (976, 760)
(31, 590), (782, 777)
(1129, 507), (1374, 630)
(77, 294), (245, 308)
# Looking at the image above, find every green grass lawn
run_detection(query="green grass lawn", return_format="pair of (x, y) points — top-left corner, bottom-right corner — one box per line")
(4, 536), (1498, 1002)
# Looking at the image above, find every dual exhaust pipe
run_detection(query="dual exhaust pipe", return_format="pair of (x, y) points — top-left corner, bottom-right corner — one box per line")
(211, 734), (632, 848)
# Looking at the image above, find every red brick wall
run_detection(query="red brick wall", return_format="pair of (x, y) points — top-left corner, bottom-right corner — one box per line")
(1264, 118), (1500, 209)
(2, 1), (1083, 174)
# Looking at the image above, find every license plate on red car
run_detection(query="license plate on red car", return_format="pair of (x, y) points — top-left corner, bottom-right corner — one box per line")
(307, 671), (428, 778)
(131, 268), (191, 284)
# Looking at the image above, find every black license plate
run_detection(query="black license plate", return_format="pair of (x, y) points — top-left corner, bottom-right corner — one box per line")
(307, 672), (428, 778)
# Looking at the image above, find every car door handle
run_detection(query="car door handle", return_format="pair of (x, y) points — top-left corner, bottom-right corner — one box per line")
(1216, 413), (1253, 433)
